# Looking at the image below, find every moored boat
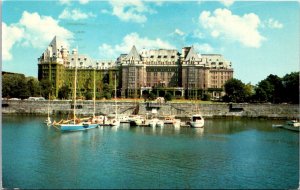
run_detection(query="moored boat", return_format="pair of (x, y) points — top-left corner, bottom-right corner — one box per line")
(283, 120), (299, 131)
(272, 120), (299, 132)
(128, 115), (144, 126)
(45, 116), (52, 126)
(60, 122), (99, 132)
(53, 46), (99, 132)
(156, 120), (164, 128)
(145, 118), (160, 127)
(190, 114), (204, 128)
(163, 115), (181, 128)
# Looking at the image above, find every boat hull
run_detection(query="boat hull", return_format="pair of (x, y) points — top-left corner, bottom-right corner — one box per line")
(283, 124), (300, 131)
(60, 123), (99, 132)
(190, 121), (204, 128)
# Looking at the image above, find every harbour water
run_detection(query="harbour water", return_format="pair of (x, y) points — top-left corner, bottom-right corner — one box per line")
(2, 115), (299, 189)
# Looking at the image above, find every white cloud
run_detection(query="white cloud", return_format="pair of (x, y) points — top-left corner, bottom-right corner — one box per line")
(59, 0), (71, 5)
(98, 32), (175, 59)
(59, 0), (89, 5)
(199, 8), (265, 48)
(2, 11), (73, 61)
(174, 29), (185, 36)
(79, 0), (89, 4)
(2, 22), (24, 61)
(108, 0), (155, 23)
(266, 18), (283, 29)
(194, 43), (214, 53)
(19, 11), (73, 49)
(220, 0), (234, 7)
(59, 8), (96, 20)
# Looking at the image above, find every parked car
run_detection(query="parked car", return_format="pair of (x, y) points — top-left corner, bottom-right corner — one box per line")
(27, 97), (46, 101)
(9, 98), (21, 100)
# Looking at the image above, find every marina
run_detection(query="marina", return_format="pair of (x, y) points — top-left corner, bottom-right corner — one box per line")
(2, 115), (299, 189)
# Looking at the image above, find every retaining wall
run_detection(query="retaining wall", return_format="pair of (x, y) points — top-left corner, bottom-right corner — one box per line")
(2, 100), (299, 119)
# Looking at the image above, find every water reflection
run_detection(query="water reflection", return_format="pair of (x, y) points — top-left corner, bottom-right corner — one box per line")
(2, 116), (299, 189)
(193, 128), (204, 136)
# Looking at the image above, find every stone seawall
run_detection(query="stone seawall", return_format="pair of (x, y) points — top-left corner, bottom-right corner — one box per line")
(2, 100), (299, 119)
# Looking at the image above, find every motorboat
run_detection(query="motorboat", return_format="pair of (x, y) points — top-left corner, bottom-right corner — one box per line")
(163, 116), (181, 128)
(190, 114), (204, 128)
(273, 120), (299, 132)
(156, 120), (164, 128)
(128, 115), (144, 126)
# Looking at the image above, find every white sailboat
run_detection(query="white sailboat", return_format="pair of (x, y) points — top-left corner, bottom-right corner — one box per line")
(45, 93), (52, 126)
(90, 68), (106, 125)
(57, 47), (98, 132)
(107, 73), (120, 127)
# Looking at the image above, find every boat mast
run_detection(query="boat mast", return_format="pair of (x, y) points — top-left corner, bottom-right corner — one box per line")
(93, 68), (96, 117)
(47, 93), (50, 119)
(115, 72), (117, 119)
(73, 46), (78, 124)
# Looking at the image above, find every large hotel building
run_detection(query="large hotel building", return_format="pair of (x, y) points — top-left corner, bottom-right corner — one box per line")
(38, 36), (233, 100)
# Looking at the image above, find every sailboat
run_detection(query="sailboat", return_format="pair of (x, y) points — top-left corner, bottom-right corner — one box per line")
(90, 68), (106, 125)
(57, 47), (99, 132)
(44, 93), (52, 126)
(107, 73), (120, 127)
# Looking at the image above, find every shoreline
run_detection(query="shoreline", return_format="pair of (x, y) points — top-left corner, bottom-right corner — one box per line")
(2, 100), (299, 120)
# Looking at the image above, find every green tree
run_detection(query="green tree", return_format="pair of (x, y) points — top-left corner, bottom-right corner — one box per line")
(164, 92), (173, 102)
(102, 83), (112, 99)
(85, 90), (93, 100)
(253, 87), (268, 102)
(253, 74), (283, 103)
(148, 92), (157, 100)
(265, 74), (283, 103)
(58, 84), (71, 99)
(2, 74), (30, 99)
(244, 83), (254, 101)
(282, 72), (299, 104)
(223, 78), (246, 102)
(26, 77), (41, 97)
(202, 93), (211, 101)
(39, 79), (53, 98)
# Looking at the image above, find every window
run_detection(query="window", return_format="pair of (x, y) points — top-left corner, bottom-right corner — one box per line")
(158, 56), (161, 58)
(163, 55), (167, 58)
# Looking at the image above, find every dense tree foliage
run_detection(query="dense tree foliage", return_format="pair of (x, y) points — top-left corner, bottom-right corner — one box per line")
(39, 79), (53, 98)
(201, 93), (211, 101)
(282, 72), (299, 104)
(223, 78), (248, 102)
(58, 84), (71, 99)
(102, 83), (112, 99)
(223, 72), (299, 103)
(2, 72), (298, 103)
(2, 74), (30, 99)
(26, 77), (41, 97)
(85, 90), (93, 100)
(164, 92), (173, 102)
(254, 74), (283, 103)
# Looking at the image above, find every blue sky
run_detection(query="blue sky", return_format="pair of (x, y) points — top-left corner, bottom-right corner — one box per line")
(2, 0), (299, 85)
